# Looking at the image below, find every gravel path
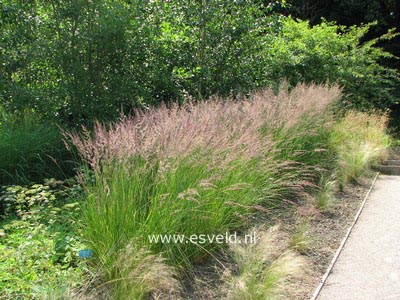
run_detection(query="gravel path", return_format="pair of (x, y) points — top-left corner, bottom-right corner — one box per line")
(317, 175), (400, 300)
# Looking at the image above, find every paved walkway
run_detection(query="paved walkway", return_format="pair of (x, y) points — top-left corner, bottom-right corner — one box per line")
(317, 175), (400, 300)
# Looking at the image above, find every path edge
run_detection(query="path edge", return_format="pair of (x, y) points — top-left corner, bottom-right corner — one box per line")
(309, 172), (380, 300)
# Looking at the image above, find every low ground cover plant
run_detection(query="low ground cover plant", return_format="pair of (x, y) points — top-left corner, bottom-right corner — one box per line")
(0, 178), (85, 299)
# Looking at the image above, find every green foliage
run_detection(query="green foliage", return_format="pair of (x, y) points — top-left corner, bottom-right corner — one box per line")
(269, 114), (333, 167)
(82, 151), (311, 299)
(287, 0), (399, 63)
(0, 0), (280, 124)
(0, 177), (82, 218)
(1, 89), (393, 299)
(0, 177), (85, 299)
(156, 0), (280, 99)
(1, 0), (398, 297)
(83, 154), (276, 270)
(264, 18), (400, 110)
(1, 1), (398, 125)
(0, 116), (77, 184)
(0, 220), (84, 300)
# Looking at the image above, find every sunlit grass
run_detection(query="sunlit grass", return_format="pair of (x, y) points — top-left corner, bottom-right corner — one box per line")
(223, 227), (305, 300)
(69, 84), (378, 299)
(330, 111), (391, 188)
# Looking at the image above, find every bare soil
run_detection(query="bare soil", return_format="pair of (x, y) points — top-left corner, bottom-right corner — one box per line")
(287, 175), (376, 300)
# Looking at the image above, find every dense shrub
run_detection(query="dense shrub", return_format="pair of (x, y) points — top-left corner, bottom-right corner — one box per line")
(1, 1), (397, 126)
(264, 18), (400, 110)
(0, 0), (278, 124)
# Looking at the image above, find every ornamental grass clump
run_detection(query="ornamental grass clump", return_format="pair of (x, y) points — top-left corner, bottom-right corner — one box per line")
(67, 84), (340, 299)
(330, 111), (391, 188)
